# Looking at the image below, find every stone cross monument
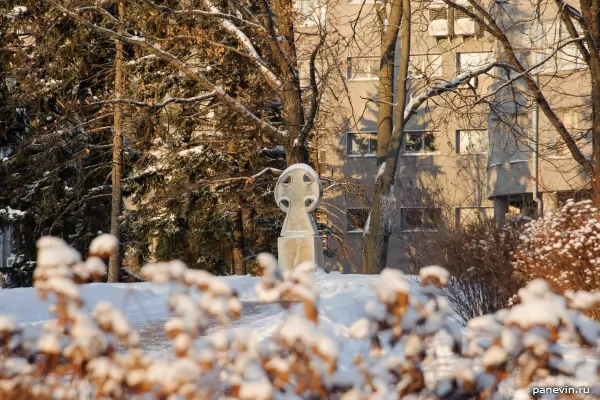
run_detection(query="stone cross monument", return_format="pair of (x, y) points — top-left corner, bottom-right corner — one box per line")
(274, 163), (325, 270)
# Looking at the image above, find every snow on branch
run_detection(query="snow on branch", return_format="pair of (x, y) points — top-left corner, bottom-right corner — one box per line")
(49, 1), (287, 139)
(200, 0), (283, 89)
(403, 61), (506, 123)
(476, 37), (586, 104)
(209, 167), (284, 190)
(562, 3), (584, 23)
(0, 207), (26, 222)
(89, 91), (216, 109)
(140, 0), (264, 30)
(125, 54), (156, 66)
(250, 167), (283, 179)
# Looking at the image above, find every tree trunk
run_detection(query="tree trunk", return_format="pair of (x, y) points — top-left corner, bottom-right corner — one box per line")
(362, 178), (391, 274)
(232, 204), (245, 275)
(362, 0), (411, 274)
(582, 0), (600, 205)
(108, 0), (125, 283)
(280, 77), (310, 165)
(375, 0), (402, 165)
(591, 57), (600, 205)
(362, 0), (403, 274)
(285, 138), (310, 165)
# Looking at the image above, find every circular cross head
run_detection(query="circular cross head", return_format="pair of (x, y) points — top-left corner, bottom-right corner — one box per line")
(274, 164), (322, 213)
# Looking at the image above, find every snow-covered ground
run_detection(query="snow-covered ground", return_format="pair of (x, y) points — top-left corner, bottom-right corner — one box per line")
(1, 268), (389, 353)
(2, 268), (463, 390)
(1, 268), (598, 399)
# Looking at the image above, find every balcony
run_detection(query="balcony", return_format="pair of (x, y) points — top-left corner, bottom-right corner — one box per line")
(428, 19), (449, 37)
(454, 18), (476, 36)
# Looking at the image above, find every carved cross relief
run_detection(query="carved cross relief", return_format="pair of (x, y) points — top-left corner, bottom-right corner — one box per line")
(274, 164), (323, 237)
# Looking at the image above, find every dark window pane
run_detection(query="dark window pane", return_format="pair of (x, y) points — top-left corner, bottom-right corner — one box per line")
(405, 133), (423, 153)
(423, 208), (442, 229)
(369, 137), (378, 153)
(423, 132), (436, 152)
(402, 209), (422, 230)
(402, 208), (441, 230)
(350, 134), (369, 155)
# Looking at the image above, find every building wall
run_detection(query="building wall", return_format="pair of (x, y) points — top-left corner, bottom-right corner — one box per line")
(310, 0), (497, 272)
(310, 0), (592, 272)
(485, 0), (591, 216)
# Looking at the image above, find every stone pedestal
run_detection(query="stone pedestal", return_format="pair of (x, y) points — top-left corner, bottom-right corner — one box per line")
(277, 235), (324, 270)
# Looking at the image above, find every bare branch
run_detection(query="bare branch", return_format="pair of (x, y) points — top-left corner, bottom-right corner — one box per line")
(210, 167), (283, 191)
(251, 167), (283, 179)
(257, 0), (296, 80)
(200, 0), (282, 89)
(88, 91), (216, 109)
(555, 0), (590, 66)
(403, 62), (507, 123)
(561, 3), (585, 24)
(475, 38), (586, 104)
(442, 0), (594, 178)
(140, 0), (265, 30)
(49, 0), (287, 139)
(301, 30), (328, 139)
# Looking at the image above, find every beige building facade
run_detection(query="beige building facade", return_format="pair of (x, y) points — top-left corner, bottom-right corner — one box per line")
(297, 0), (593, 272)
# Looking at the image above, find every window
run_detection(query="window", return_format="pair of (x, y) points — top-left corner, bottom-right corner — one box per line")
(539, 22), (586, 71)
(347, 209), (369, 232)
(557, 190), (592, 206)
(455, 207), (493, 227)
(458, 52), (492, 85)
(401, 208), (442, 231)
(347, 132), (377, 156)
(348, 57), (379, 80)
(508, 113), (532, 162)
(429, 7), (448, 21)
(403, 131), (436, 154)
(490, 114), (532, 164)
(296, 0), (324, 27)
(408, 54), (443, 78)
(457, 129), (488, 154)
(428, 6), (449, 37)
(498, 50), (532, 79)
(454, 6), (477, 36)
(457, 52), (493, 72)
(297, 59), (310, 86)
(454, 6), (473, 19)
(549, 108), (590, 157)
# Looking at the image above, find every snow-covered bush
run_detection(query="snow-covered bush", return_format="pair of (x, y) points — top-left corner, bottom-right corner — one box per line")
(407, 219), (523, 324)
(513, 199), (600, 318)
(0, 234), (598, 399)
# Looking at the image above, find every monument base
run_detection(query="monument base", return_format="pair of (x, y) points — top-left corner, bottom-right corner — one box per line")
(277, 235), (325, 270)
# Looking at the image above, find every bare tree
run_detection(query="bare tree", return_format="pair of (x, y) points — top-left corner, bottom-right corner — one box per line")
(108, 0), (125, 283)
(48, 0), (342, 166)
(362, 0), (407, 274)
(359, 0), (600, 272)
(439, 0), (598, 202)
(361, 0), (508, 273)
